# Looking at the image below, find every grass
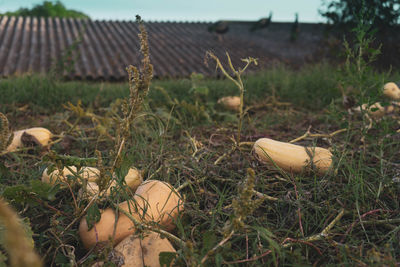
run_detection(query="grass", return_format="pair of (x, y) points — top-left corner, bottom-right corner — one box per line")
(0, 60), (400, 266)
(0, 63), (344, 114)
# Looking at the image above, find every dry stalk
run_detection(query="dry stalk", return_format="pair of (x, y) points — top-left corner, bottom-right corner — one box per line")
(0, 198), (42, 267)
(289, 127), (347, 144)
(282, 208), (345, 248)
(0, 112), (13, 153)
(205, 51), (257, 145)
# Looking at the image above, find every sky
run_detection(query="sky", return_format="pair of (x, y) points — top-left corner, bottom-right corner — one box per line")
(0, 0), (326, 22)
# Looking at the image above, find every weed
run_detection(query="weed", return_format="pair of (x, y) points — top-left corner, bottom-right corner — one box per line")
(205, 51), (258, 144)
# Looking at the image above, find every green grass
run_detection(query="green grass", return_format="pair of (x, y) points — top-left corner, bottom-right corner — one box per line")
(0, 63), (343, 114)
(0, 63), (400, 266)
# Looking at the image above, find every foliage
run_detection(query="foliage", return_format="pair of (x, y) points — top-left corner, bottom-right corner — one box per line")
(1, 1), (90, 19)
(320, 0), (400, 35)
(338, 6), (383, 104)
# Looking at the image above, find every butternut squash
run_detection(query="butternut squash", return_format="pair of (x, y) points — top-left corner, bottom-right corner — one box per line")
(7, 127), (52, 152)
(383, 82), (400, 100)
(253, 138), (332, 175)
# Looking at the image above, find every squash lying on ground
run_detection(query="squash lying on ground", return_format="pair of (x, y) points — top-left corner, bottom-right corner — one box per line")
(79, 180), (183, 249)
(42, 166), (100, 185)
(6, 127), (52, 152)
(114, 231), (176, 267)
(383, 82), (400, 100)
(253, 138), (332, 175)
(83, 168), (143, 197)
(42, 167), (142, 195)
(218, 96), (241, 111)
(92, 231), (176, 267)
(353, 102), (395, 119)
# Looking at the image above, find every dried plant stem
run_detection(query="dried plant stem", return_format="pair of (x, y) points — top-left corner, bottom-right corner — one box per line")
(252, 190), (278, 201)
(0, 198), (43, 267)
(200, 230), (235, 265)
(206, 51), (257, 145)
(283, 209), (345, 248)
(289, 127), (347, 144)
(223, 249), (272, 264)
(60, 193), (99, 237)
(176, 176), (207, 192)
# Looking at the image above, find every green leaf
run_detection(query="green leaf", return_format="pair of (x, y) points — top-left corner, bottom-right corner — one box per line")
(215, 253), (223, 267)
(2, 185), (31, 205)
(0, 251), (7, 267)
(85, 202), (101, 230)
(202, 230), (217, 254)
(30, 180), (59, 201)
(159, 251), (176, 266)
(253, 226), (281, 254)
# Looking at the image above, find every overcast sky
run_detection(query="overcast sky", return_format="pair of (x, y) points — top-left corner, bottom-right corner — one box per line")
(0, 0), (325, 22)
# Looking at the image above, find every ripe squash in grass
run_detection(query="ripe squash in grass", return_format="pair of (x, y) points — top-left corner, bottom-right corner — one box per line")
(218, 96), (241, 111)
(353, 102), (394, 119)
(79, 207), (141, 249)
(114, 231), (176, 267)
(79, 180), (183, 249)
(133, 180), (183, 231)
(42, 166), (100, 185)
(383, 82), (400, 100)
(91, 232), (176, 267)
(82, 168), (143, 197)
(253, 138), (332, 175)
(6, 127), (52, 152)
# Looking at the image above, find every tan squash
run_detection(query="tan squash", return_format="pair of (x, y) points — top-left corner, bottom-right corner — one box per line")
(79, 208), (141, 249)
(133, 180), (184, 231)
(79, 180), (183, 249)
(81, 168), (143, 197)
(353, 102), (394, 119)
(42, 166), (100, 185)
(218, 96), (241, 111)
(6, 127), (52, 152)
(383, 82), (400, 100)
(91, 232), (176, 267)
(114, 232), (176, 267)
(254, 138), (332, 175)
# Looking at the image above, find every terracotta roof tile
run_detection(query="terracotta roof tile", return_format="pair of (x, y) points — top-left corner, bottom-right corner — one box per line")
(0, 16), (323, 80)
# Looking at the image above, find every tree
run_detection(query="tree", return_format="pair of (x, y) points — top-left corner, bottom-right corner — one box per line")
(1, 1), (90, 19)
(320, 0), (400, 35)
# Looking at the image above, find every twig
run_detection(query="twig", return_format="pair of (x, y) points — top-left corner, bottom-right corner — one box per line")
(176, 177), (207, 192)
(289, 127), (346, 144)
(200, 230), (235, 264)
(340, 209), (388, 243)
(283, 209), (345, 247)
(223, 249), (272, 264)
(291, 178), (304, 237)
(59, 192), (99, 236)
(281, 238), (322, 255)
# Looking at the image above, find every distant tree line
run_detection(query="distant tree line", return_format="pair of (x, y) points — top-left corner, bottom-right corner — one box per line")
(1, 1), (90, 19)
(320, 0), (400, 35)
(320, 0), (400, 68)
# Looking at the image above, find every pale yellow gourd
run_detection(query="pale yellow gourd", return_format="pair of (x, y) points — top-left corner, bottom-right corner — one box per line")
(253, 138), (332, 175)
(82, 168), (143, 197)
(6, 127), (52, 152)
(91, 232), (176, 267)
(42, 166), (100, 185)
(353, 102), (394, 119)
(218, 96), (241, 111)
(114, 232), (176, 267)
(383, 82), (400, 100)
(79, 180), (183, 249)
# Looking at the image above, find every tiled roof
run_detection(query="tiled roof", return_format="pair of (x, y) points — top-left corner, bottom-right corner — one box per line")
(0, 16), (323, 80)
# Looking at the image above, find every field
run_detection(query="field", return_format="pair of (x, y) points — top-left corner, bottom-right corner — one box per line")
(1, 40), (400, 266)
